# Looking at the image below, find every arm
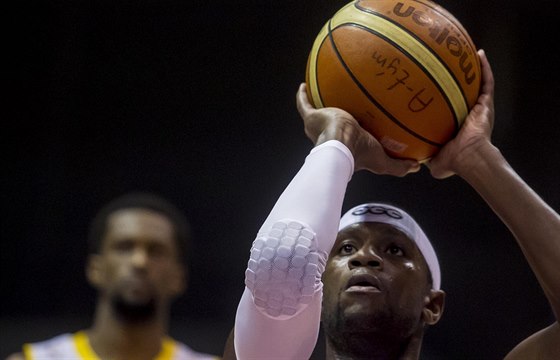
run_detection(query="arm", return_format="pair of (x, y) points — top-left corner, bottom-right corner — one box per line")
(428, 50), (560, 358)
(222, 329), (236, 360)
(233, 139), (354, 360)
(230, 85), (419, 359)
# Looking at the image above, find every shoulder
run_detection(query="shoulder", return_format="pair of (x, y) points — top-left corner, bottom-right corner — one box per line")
(25, 333), (74, 348)
(4, 333), (73, 360)
(5, 353), (25, 360)
(16, 333), (76, 360)
(505, 322), (560, 360)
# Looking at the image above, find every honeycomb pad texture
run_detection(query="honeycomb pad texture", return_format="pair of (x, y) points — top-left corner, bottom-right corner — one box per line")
(244, 219), (323, 319)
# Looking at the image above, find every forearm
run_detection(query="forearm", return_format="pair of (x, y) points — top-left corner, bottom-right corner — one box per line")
(458, 143), (560, 317)
(234, 140), (354, 359)
(256, 140), (354, 247)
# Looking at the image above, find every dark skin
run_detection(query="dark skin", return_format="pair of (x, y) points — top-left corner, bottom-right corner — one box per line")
(223, 223), (444, 360)
(7, 209), (187, 360)
(322, 223), (444, 360)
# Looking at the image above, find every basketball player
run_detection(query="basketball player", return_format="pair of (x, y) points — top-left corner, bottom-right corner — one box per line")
(225, 49), (560, 359)
(7, 193), (221, 360)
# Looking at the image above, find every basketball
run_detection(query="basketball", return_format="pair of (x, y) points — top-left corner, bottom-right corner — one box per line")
(305, 0), (481, 161)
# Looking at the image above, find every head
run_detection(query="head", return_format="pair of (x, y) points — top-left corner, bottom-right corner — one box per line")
(321, 203), (445, 356)
(86, 192), (190, 323)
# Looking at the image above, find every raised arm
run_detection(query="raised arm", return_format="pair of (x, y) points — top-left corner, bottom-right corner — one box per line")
(428, 50), (560, 358)
(229, 85), (419, 360)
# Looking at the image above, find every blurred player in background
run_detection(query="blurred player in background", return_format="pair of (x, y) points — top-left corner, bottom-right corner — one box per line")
(7, 192), (221, 360)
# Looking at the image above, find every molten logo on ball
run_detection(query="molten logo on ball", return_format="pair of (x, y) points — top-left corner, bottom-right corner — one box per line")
(391, 2), (478, 85)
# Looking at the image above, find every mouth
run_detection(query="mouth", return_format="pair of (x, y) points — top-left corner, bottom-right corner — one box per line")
(121, 276), (152, 292)
(345, 273), (381, 293)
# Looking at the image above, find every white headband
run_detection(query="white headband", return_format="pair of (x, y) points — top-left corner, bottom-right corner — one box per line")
(338, 203), (441, 290)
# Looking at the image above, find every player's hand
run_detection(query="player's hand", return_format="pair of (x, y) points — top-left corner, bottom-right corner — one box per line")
(427, 49), (495, 179)
(296, 83), (420, 176)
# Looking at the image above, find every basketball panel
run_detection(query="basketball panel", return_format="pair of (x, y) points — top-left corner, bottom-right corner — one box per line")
(363, 114), (441, 160)
(306, 21), (332, 109)
(330, 2), (469, 129)
(314, 37), (442, 160)
(330, 25), (456, 143)
(315, 36), (374, 120)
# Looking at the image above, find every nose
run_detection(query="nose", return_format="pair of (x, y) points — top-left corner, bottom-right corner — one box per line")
(348, 247), (383, 269)
(130, 247), (149, 269)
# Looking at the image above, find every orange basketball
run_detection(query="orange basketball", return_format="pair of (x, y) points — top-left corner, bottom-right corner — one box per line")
(305, 0), (481, 161)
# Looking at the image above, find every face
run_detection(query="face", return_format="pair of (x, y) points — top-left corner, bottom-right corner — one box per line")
(321, 222), (432, 338)
(87, 208), (185, 315)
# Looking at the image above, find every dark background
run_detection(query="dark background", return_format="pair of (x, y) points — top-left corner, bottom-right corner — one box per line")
(3, 0), (559, 359)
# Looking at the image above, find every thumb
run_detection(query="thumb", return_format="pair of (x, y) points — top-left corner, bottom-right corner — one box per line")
(425, 159), (455, 179)
(379, 158), (421, 177)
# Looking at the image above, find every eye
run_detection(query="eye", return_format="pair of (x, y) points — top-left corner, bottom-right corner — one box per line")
(339, 243), (356, 255)
(386, 245), (404, 256)
(148, 244), (170, 258)
(112, 239), (134, 253)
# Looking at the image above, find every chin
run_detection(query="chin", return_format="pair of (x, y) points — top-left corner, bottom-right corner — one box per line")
(341, 296), (386, 316)
(337, 299), (413, 331)
(122, 291), (154, 306)
(111, 294), (157, 323)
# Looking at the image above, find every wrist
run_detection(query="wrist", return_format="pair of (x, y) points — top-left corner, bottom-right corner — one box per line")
(315, 119), (361, 156)
(455, 141), (504, 181)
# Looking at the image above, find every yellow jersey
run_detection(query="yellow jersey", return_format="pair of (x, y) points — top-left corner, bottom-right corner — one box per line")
(23, 331), (220, 360)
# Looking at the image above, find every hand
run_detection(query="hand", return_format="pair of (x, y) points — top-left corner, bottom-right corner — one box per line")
(427, 49), (496, 179)
(296, 83), (420, 176)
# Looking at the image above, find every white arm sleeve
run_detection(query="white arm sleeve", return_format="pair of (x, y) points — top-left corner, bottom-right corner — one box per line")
(234, 140), (354, 360)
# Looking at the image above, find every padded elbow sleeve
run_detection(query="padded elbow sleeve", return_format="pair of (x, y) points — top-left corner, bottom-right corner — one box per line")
(244, 219), (323, 319)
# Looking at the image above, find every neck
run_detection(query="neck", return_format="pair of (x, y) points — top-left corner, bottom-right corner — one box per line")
(87, 299), (169, 360)
(324, 328), (423, 360)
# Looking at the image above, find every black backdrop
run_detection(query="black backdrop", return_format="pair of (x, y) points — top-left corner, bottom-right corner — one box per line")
(3, 0), (559, 359)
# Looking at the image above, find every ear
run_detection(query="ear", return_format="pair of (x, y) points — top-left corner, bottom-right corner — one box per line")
(422, 289), (445, 325)
(86, 254), (104, 289)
